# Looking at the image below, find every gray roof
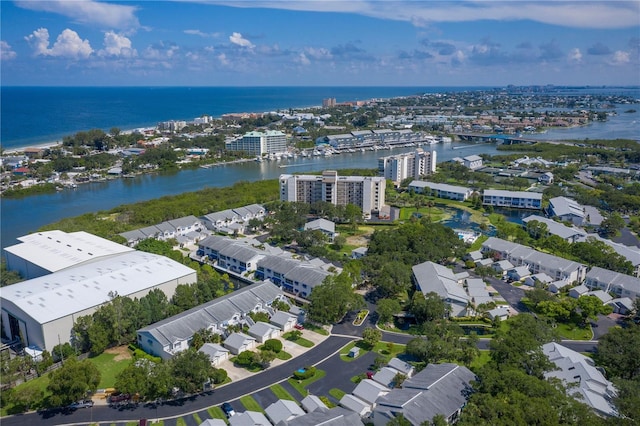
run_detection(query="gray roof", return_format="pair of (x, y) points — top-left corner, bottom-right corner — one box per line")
(374, 363), (476, 425)
(265, 399), (305, 425)
(412, 261), (469, 304)
(224, 332), (255, 351)
(200, 419), (227, 426)
(198, 235), (229, 251)
(271, 311), (297, 329)
(483, 189), (542, 200)
(285, 265), (330, 286)
(543, 342), (618, 417)
(522, 215), (586, 240)
(248, 321), (279, 338)
(220, 244), (264, 263)
(279, 407), (364, 426)
(198, 343), (228, 360)
(483, 237), (585, 276)
(387, 358), (415, 376)
(464, 154), (482, 161)
(549, 196), (585, 219)
(138, 281), (282, 348)
(167, 215), (201, 229)
(338, 394), (370, 414)
(580, 236), (640, 267)
(304, 218), (336, 233)
(408, 180), (471, 195)
(229, 411), (271, 426)
(119, 229), (149, 242)
(352, 379), (390, 404)
(372, 367), (401, 388)
(300, 395), (327, 413)
(586, 266), (640, 294)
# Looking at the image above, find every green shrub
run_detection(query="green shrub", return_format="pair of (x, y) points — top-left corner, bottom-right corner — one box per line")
(263, 339), (283, 353)
(292, 366), (316, 380)
(236, 351), (255, 366)
(211, 368), (228, 384)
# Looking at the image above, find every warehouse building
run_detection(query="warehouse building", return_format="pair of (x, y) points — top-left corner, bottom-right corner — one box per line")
(1, 250), (197, 352)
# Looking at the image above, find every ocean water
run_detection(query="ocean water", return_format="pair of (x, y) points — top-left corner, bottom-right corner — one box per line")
(1, 86), (481, 149)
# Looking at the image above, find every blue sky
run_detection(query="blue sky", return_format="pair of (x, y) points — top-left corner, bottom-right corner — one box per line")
(1, 1), (639, 86)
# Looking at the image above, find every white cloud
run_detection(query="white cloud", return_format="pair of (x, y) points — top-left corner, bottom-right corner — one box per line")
(297, 52), (310, 65)
(143, 43), (179, 60)
(25, 27), (93, 58)
(15, 0), (139, 30)
(218, 53), (229, 65)
(611, 50), (630, 64)
(229, 32), (254, 48)
(568, 48), (582, 63)
(185, 29), (221, 38)
(99, 31), (136, 58)
(304, 47), (332, 60)
(207, 1), (639, 29)
(0, 41), (17, 60)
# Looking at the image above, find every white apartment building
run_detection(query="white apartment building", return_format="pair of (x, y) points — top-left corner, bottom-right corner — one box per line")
(408, 181), (473, 201)
(280, 171), (386, 219)
(483, 189), (542, 210)
(226, 130), (287, 156)
(378, 149), (437, 184)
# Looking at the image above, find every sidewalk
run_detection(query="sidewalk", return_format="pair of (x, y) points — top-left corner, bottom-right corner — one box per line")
(219, 329), (330, 384)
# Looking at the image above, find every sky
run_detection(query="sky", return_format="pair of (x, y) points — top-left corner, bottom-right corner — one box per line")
(1, 1), (639, 87)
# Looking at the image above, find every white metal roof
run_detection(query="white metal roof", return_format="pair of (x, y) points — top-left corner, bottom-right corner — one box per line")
(4, 230), (133, 273)
(1, 251), (196, 324)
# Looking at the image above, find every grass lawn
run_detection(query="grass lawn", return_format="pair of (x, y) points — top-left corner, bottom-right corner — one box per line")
(150, 422), (164, 426)
(0, 371), (52, 416)
(229, 357), (263, 372)
(88, 351), (132, 389)
(270, 384), (296, 401)
(469, 350), (492, 372)
(282, 332), (315, 348)
(275, 351), (293, 360)
(302, 323), (329, 336)
(371, 341), (406, 363)
(240, 395), (265, 412)
(329, 388), (346, 400)
(192, 413), (202, 424)
(556, 322), (593, 340)
(176, 418), (187, 426)
(287, 369), (326, 397)
(339, 341), (368, 362)
(207, 406), (227, 420)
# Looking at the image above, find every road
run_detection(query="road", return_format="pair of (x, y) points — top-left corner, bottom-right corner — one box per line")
(4, 285), (604, 426)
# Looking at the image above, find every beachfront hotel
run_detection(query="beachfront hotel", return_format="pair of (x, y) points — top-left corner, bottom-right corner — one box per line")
(226, 130), (287, 156)
(280, 170), (386, 219)
(378, 148), (437, 185)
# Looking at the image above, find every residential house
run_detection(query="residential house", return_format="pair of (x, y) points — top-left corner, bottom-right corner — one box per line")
(256, 256), (334, 299)
(481, 237), (587, 283)
(487, 306), (510, 321)
(507, 265), (532, 281)
(412, 261), (471, 317)
(549, 279), (571, 294)
(466, 278), (493, 309)
(351, 247), (368, 259)
(492, 260), (515, 276)
(483, 189), (542, 209)
(270, 311), (297, 332)
(577, 236), (640, 278)
(119, 215), (203, 247)
(303, 218), (337, 242)
(247, 321), (281, 343)
(372, 367), (403, 389)
(200, 419), (227, 426)
(301, 395), (328, 413)
(136, 280), (284, 359)
(524, 273), (554, 287)
(463, 154), (483, 170)
(408, 181), (473, 201)
(387, 358), (415, 378)
(542, 342), (618, 417)
(371, 363), (476, 426)
(538, 172), (554, 184)
(548, 196), (585, 226)
(198, 343), (229, 366)
(265, 399), (305, 425)
(522, 215), (586, 243)
(586, 290), (613, 304)
(569, 284), (590, 299)
(464, 251), (483, 263)
(584, 266), (640, 300)
(339, 394), (371, 416)
(607, 297), (635, 315)
(352, 379), (390, 405)
(278, 407), (365, 426)
(224, 332), (257, 355)
(228, 411), (271, 426)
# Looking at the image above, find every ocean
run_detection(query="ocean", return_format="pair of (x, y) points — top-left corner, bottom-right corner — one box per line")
(1, 86), (485, 149)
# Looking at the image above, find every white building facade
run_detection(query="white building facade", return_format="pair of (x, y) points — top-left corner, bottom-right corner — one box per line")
(226, 130), (287, 156)
(378, 149), (437, 184)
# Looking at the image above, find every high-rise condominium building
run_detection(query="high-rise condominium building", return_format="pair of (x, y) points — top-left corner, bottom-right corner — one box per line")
(279, 171), (386, 219)
(378, 149), (437, 184)
(226, 130), (287, 156)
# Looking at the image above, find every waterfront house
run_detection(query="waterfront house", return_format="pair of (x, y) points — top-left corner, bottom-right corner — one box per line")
(463, 154), (483, 170)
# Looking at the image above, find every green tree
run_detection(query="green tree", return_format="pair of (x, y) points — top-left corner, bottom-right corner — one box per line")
(46, 358), (101, 407)
(576, 295), (612, 322)
(255, 350), (277, 368)
(307, 274), (365, 324)
(600, 212), (625, 237)
(409, 292), (449, 323)
(595, 326), (640, 380)
(361, 327), (382, 348)
(377, 298), (402, 324)
(169, 350), (215, 394)
(263, 339), (283, 353)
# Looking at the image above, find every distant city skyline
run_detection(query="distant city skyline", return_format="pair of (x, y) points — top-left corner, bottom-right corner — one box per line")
(1, 1), (639, 87)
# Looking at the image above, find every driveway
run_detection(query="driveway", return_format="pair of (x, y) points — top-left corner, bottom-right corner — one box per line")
(486, 277), (529, 312)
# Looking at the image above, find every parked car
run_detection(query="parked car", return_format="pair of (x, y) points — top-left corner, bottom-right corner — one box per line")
(69, 400), (94, 409)
(108, 392), (131, 404)
(221, 402), (236, 418)
(294, 324), (304, 330)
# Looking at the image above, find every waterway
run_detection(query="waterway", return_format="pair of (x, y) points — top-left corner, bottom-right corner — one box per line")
(1, 143), (500, 250)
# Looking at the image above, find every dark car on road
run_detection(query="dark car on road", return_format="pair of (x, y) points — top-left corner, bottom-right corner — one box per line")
(221, 402), (235, 418)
